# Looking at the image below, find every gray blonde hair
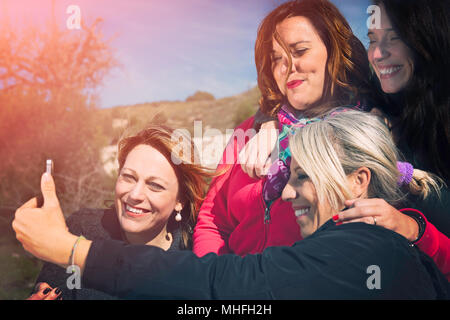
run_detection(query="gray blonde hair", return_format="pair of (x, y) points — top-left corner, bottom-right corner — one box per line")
(289, 110), (441, 211)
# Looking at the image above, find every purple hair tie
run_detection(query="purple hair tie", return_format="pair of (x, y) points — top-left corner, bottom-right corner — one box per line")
(397, 161), (414, 187)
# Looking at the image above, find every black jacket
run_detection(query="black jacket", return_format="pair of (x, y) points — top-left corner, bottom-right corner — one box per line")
(82, 219), (450, 299)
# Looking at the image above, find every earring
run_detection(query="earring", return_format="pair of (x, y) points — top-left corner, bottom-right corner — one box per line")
(175, 211), (182, 222)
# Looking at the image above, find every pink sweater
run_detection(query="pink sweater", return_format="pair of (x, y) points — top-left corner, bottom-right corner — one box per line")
(193, 116), (302, 257)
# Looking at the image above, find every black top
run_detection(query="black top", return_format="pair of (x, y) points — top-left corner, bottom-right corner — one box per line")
(34, 208), (185, 300)
(82, 219), (450, 299)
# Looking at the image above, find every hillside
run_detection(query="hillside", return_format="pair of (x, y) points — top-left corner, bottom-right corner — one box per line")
(96, 86), (261, 173)
(97, 86), (261, 142)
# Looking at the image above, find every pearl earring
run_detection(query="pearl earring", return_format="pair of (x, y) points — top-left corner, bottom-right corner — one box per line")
(175, 211), (182, 222)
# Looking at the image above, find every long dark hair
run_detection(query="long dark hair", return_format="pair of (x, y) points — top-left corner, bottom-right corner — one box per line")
(255, 0), (377, 117)
(373, 0), (450, 181)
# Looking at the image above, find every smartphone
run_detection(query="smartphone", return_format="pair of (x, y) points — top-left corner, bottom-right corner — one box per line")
(46, 159), (53, 175)
(38, 159), (53, 207)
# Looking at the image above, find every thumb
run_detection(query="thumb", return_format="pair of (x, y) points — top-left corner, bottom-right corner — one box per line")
(40, 172), (60, 208)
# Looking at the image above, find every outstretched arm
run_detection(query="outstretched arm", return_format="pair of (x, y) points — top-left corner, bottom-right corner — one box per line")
(13, 167), (446, 299)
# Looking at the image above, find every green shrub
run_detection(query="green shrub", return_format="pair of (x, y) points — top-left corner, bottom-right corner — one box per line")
(186, 91), (215, 102)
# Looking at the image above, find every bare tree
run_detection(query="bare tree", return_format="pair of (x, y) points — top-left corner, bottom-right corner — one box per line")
(0, 7), (118, 215)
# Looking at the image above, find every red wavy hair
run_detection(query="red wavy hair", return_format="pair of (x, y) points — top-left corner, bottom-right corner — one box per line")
(255, 0), (373, 117)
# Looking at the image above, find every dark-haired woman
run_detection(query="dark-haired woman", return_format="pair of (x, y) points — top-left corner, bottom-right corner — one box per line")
(368, 0), (449, 183)
(333, 0), (450, 279)
(362, 0), (450, 227)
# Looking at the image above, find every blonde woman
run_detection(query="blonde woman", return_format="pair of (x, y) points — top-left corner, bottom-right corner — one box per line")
(283, 110), (442, 238)
(14, 110), (449, 299)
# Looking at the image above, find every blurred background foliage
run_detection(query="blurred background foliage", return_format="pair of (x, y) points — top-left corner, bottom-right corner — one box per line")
(0, 11), (121, 299)
(0, 15), (118, 215)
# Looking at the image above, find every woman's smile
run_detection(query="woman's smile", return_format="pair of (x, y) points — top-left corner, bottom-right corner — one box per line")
(123, 201), (151, 218)
(293, 206), (310, 218)
(376, 64), (403, 79)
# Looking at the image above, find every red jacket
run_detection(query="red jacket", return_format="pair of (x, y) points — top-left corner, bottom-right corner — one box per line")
(193, 116), (302, 257)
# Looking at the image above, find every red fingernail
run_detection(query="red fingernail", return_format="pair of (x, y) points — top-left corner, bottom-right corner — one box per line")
(336, 221), (342, 226)
(332, 214), (339, 222)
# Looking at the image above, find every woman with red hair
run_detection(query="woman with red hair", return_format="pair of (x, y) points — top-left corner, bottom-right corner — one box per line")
(192, 0), (381, 257)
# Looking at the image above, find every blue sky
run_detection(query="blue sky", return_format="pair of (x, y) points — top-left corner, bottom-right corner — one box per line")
(4, 0), (371, 108)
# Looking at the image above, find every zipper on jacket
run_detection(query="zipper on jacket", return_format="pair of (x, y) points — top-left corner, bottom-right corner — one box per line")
(264, 206), (271, 224)
(261, 190), (272, 224)
(260, 178), (274, 251)
(261, 194), (271, 252)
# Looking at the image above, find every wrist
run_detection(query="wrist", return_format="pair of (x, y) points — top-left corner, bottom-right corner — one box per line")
(55, 233), (79, 267)
(404, 215), (419, 242)
(400, 208), (427, 243)
(74, 238), (92, 275)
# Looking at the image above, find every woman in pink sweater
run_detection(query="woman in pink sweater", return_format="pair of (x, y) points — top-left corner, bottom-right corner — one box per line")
(193, 0), (378, 257)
